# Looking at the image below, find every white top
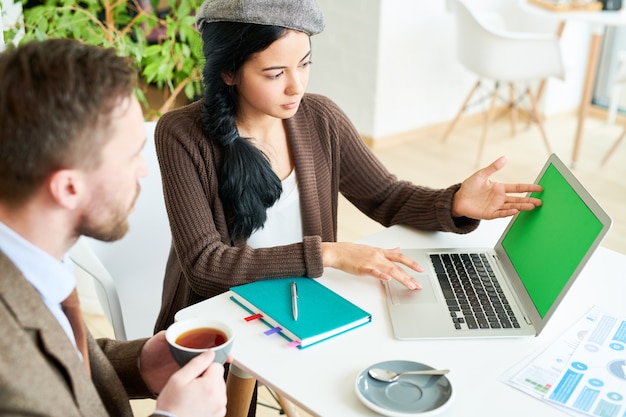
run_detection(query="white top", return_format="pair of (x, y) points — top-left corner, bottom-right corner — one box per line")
(247, 169), (303, 248)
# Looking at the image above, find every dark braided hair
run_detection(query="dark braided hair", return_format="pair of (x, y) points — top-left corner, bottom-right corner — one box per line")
(200, 22), (286, 240)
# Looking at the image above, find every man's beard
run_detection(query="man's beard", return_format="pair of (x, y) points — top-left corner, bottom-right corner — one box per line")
(77, 184), (140, 242)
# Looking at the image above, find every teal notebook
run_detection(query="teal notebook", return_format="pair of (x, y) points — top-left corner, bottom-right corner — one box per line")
(230, 277), (371, 348)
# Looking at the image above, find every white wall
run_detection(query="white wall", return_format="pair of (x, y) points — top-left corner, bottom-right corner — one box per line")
(308, 0), (381, 136)
(374, 1), (465, 138)
(308, 0), (593, 143)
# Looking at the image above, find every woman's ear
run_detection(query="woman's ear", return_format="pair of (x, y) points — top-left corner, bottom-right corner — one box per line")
(221, 71), (235, 86)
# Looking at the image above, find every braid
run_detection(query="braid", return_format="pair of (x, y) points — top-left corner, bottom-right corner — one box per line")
(200, 23), (283, 239)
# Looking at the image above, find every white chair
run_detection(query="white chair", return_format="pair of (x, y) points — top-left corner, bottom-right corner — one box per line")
(70, 121), (170, 341)
(442, 0), (565, 165)
(72, 238), (128, 340)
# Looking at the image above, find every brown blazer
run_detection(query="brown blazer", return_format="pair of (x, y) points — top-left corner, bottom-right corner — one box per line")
(0, 251), (153, 416)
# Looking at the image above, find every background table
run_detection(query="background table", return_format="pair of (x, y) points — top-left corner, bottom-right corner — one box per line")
(521, 2), (626, 167)
(176, 219), (625, 416)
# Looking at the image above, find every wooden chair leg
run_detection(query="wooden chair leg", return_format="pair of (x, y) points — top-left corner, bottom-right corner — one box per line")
(225, 370), (256, 417)
(536, 79), (547, 108)
(526, 88), (552, 155)
(477, 83), (499, 167)
(275, 391), (300, 417)
(509, 83), (517, 137)
(442, 80), (481, 142)
(602, 126), (626, 165)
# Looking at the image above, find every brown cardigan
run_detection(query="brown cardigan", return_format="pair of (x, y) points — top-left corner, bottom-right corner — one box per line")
(153, 94), (479, 332)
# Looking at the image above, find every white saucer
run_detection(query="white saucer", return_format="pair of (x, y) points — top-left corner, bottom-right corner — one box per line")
(355, 360), (453, 416)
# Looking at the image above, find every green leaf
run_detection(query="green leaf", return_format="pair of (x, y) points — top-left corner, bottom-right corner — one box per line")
(15, 0), (205, 114)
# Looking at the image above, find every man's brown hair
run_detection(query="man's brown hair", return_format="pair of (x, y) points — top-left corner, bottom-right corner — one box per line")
(0, 39), (136, 204)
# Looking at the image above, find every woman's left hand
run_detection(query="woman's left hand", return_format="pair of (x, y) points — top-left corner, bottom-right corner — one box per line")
(452, 156), (543, 220)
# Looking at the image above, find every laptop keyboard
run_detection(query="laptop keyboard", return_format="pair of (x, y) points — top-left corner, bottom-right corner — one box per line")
(430, 253), (520, 331)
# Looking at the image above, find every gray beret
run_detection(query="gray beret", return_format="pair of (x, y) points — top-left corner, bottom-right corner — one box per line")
(196, 0), (325, 36)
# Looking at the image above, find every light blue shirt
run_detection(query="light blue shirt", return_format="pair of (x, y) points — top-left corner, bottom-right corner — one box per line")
(0, 221), (80, 354)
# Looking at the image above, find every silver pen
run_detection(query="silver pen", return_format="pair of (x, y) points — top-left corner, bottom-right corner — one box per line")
(291, 281), (298, 321)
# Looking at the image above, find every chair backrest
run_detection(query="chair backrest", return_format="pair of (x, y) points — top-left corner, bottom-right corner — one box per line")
(452, 0), (564, 82)
(460, 0), (559, 34)
(71, 238), (128, 340)
(69, 121), (170, 340)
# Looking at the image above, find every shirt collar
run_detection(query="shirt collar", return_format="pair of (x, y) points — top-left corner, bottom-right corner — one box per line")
(0, 221), (75, 305)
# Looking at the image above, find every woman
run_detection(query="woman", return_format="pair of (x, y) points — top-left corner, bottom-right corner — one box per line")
(153, 0), (542, 332)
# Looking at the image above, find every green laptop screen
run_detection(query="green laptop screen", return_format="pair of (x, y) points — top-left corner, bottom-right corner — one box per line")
(501, 164), (603, 319)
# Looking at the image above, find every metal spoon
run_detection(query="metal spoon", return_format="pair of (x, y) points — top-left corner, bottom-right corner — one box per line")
(368, 368), (449, 382)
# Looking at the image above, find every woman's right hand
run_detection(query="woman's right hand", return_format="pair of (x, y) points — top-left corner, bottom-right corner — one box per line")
(321, 242), (423, 290)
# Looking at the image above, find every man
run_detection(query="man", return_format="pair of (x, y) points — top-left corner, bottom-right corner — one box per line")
(0, 39), (227, 416)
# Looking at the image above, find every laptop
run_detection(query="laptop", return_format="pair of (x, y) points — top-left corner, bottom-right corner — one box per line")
(384, 153), (612, 339)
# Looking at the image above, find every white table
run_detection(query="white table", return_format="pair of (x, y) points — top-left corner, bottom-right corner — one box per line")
(521, 2), (626, 167)
(176, 219), (625, 416)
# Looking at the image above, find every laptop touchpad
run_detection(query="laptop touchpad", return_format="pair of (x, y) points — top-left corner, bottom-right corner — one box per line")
(389, 275), (437, 304)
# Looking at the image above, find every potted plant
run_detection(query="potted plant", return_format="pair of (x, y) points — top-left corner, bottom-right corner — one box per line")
(4, 0), (205, 118)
